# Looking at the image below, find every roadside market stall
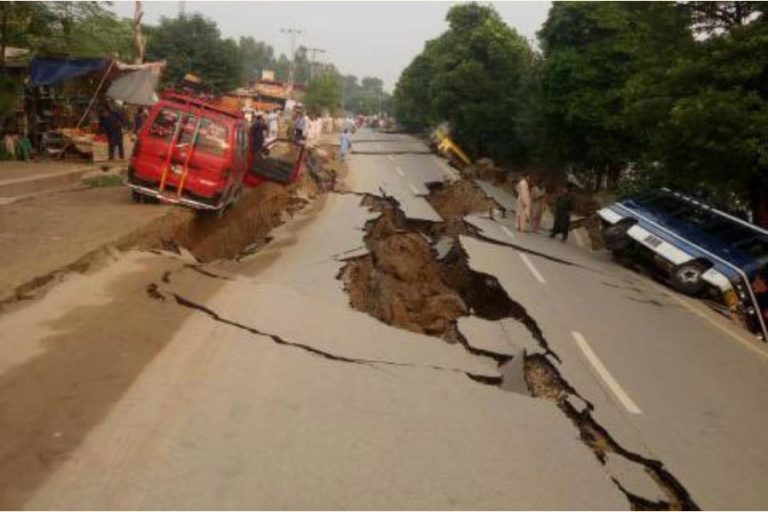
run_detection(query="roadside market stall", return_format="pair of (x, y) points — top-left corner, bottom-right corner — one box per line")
(26, 57), (164, 162)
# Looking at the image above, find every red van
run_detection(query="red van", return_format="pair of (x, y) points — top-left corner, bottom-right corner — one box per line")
(127, 92), (250, 212)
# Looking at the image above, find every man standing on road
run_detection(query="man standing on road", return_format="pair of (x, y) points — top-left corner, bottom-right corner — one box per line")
(550, 183), (575, 241)
(293, 106), (308, 143)
(250, 114), (267, 160)
(339, 129), (352, 162)
(515, 173), (531, 232)
(530, 178), (546, 233)
(99, 104), (126, 160)
(266, 110), (279, 143)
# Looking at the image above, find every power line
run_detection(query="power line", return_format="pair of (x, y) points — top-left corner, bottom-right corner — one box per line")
(280, 27), (303, 92)
(306, 47), (326, 82)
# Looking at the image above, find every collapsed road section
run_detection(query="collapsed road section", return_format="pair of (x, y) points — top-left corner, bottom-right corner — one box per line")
(0, 131), (706, 510)
(338, 181), (698, 510)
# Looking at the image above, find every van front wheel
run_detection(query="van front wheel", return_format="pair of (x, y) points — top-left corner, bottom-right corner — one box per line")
(671, 261), (706, 296)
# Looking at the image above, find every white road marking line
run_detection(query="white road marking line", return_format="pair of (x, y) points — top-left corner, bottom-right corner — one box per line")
(572, 331), (643, 415)
(518, 252), (546, 285)
(501, 226), (515, 239)
(634, 270), (768, 362)
(408, 183), (420, 194)
(395, 166), (405, 177)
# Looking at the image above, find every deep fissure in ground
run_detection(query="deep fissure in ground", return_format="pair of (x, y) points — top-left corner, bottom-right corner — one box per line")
(338, 187), (698, 511)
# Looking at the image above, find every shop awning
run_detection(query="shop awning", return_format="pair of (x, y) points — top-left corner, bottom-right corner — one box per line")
(106, 68), (160, 106)
(29, 57), (109, 86)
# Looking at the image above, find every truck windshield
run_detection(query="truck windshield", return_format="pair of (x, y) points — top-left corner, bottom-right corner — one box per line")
(148, 108), (229, 158)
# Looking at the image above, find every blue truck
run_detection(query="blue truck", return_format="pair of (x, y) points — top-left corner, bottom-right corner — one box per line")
(598, 188), (768, 341)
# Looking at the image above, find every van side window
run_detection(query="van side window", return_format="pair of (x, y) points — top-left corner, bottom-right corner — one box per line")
(148, 108), (181, 142)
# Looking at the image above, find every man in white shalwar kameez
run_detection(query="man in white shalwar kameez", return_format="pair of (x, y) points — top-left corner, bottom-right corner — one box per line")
(515, 174), (532, 232)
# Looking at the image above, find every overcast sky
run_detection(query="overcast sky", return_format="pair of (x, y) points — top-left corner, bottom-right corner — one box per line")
(112, 1), (552, 92)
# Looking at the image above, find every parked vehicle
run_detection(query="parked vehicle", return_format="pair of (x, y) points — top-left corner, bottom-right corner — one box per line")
(127, 91), (249, 212)
(599, 188), (768, 340)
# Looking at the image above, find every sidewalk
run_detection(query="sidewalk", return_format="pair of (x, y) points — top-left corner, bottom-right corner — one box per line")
(0, 161), (112, 203)
(0, 185), (170, 303)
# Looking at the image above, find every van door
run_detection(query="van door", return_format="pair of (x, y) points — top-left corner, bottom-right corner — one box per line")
(247, 138), (306, 185)
(233, 124), (248, 185)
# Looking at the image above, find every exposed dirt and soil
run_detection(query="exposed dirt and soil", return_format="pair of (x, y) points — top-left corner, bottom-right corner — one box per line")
(0, 154), (335, 313)
(337, 192), (697, 511)
(340, 197), (467, 336)
(425, 179), (497, 220)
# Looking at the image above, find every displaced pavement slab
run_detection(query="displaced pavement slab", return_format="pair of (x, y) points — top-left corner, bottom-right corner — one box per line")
(347, 153), (443, 222)
(25, 306), (628, 510)
(457, 316), (541, 356)
(474, 179), (516, 212)
(458, 229), (768, 509)
(604, 454), (667, 504)
(346, 132), (445, 223)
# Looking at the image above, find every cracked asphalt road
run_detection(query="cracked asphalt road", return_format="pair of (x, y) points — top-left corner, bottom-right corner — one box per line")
(2, 130), (768, 509)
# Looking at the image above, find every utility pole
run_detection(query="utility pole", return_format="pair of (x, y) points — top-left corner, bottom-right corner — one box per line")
(178, 1), (185, 17)
(280, 27), (303, 94)
(133, 0), (145, 64)
(306, 47), (326, 83)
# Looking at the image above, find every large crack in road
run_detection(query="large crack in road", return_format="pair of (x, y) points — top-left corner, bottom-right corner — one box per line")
(335, 189), (699, 510)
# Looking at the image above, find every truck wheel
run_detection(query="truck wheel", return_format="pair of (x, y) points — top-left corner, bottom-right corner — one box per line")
(603, 223), (632, 252)
(131, 190), (144, 203)
(671, 261), (706, 296)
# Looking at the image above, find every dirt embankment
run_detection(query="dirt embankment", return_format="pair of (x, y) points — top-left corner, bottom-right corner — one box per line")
(340, 196), (466, 336)
(0, 146), (337, 312)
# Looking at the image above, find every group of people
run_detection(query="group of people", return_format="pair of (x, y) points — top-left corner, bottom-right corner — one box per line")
(249, 110), (281, 158)
(98, 104), (148, 161)
(514, 174), (575, 241)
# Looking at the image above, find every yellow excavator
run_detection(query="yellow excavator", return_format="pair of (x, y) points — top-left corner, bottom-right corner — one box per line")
(430, 123), (472, 169)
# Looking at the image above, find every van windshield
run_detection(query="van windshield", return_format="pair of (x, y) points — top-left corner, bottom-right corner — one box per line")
(148, 108), (229, 158)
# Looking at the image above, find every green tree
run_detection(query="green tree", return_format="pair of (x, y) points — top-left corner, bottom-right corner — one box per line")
(394, 52), (433, 129)
(637, 8), (768, 219)
(272, 53), (290, 82)
(43, 2), (133, 58)
(394, 2), (533, 161)
(145, 13), (243, 91)
(0, 2), (54, 69)
(344, 75), (391, 115)
(303, 71), (341, 115)
(532, 2), (642, 188)
(238, 36), (275, 84)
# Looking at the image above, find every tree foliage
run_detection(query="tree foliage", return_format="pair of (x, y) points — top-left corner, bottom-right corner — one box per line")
(344, 75), (391, 115)
(145, 13), (243, 91)
(304, 71), (341, 115)
(394, 1), (768, 221)
(0, 1), (133, 66)
(394, 3), (533, 160)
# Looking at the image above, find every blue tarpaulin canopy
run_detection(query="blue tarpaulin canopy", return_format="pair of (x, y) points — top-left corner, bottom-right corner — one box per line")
(29, 57), (109, 86)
